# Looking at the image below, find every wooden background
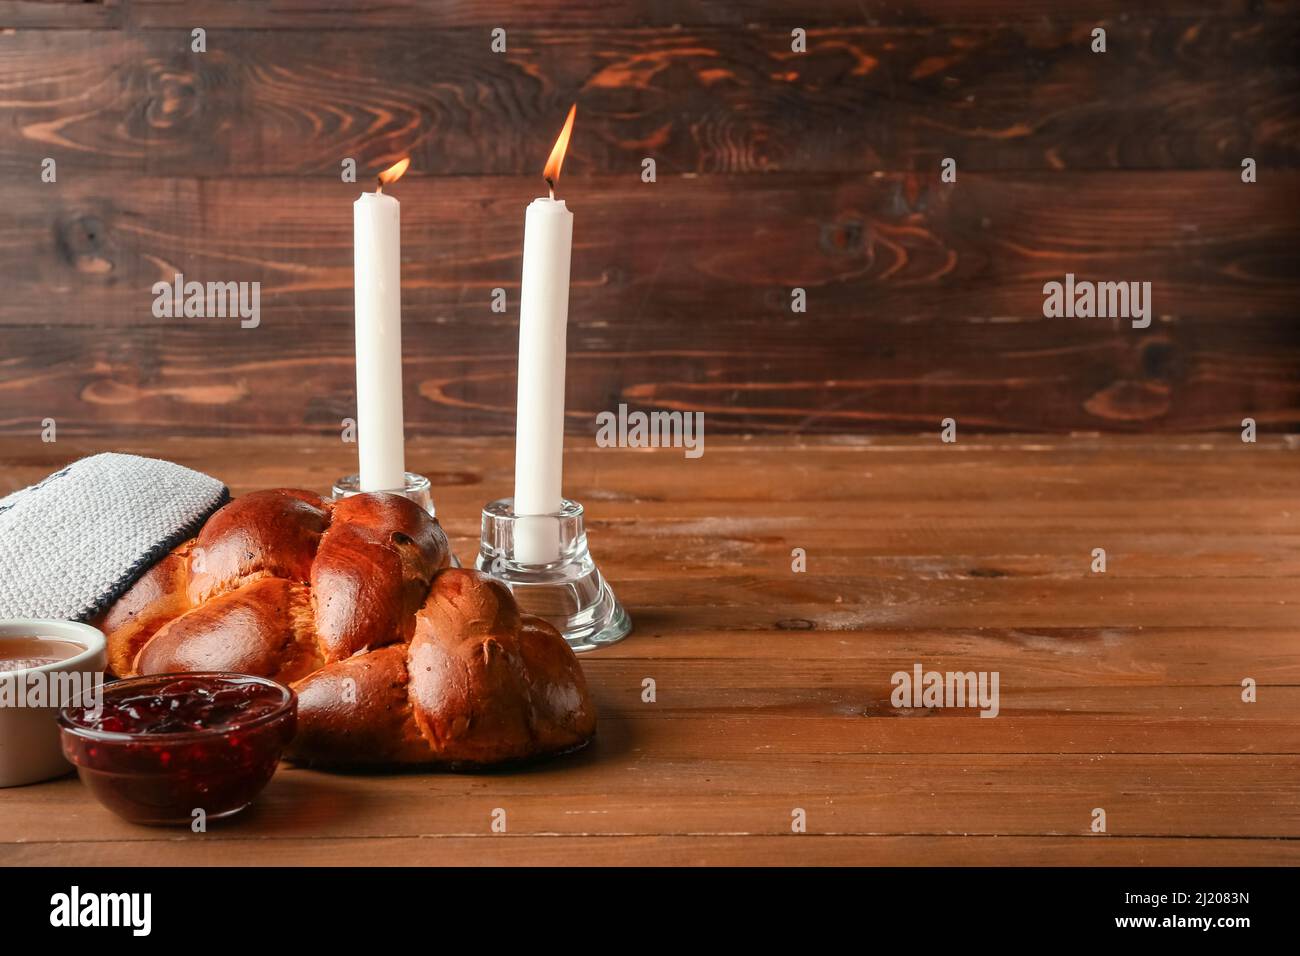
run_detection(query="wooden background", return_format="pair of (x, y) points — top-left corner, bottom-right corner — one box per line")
(3, 433), (1298, 865)
(0, 0), (1298, 437)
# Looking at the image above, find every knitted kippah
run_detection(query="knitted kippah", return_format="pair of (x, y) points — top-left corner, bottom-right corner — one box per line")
(0, 453), (228, 622)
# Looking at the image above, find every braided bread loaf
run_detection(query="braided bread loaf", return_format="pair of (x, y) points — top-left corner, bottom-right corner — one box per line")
(98, 488), (596, 768)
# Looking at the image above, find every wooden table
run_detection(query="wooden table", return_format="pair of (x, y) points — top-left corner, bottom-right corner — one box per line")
(1, 435), (1296, 866)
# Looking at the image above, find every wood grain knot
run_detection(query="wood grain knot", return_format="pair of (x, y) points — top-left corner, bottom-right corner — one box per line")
(141, 60), (201, 131)
(775, 618), (815, 630)
(820, 219), (865, 256)
(1084, 380), (1173, 422)
(55, 214), (114, 276)
(1141, 339), (1181, 382)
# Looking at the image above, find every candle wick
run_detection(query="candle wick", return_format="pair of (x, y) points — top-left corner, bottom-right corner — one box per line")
(546, 177), (555, 201)
(376, 180), (384, 195)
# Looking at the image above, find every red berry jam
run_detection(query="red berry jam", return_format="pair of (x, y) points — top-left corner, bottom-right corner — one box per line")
(59, 673), (295, 826)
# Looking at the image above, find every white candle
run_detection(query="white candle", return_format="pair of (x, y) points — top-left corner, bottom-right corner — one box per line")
(513, 107), (576, 563)
(353, 159), (409, 492)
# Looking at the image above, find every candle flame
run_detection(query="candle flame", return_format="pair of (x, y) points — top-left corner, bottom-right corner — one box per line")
(376, 157), (410, 191)
(542, 104), (577, 196)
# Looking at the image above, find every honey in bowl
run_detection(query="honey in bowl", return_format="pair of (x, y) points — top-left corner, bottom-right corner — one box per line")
(0, 635), (86, 673)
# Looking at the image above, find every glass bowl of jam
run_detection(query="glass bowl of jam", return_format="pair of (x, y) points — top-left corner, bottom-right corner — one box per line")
(59, 673), (296, 826)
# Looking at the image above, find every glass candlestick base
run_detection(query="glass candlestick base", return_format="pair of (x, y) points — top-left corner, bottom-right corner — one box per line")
(332, 472), (437, 515)
(475, 497), (631, 653)
(331, 472), (460, 567)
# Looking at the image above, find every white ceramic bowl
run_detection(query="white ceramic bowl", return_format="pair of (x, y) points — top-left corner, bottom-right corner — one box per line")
(0, 619), (107, 788)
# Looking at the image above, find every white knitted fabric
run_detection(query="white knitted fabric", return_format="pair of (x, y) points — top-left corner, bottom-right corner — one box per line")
(0, 453), (228, 622)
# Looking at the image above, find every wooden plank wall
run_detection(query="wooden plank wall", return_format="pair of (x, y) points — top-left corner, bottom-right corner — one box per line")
(0, 1), (1297, 437)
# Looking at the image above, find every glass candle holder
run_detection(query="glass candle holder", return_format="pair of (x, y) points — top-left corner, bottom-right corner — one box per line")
(331, 471), (436, 516)
(476, 497), (631, 653)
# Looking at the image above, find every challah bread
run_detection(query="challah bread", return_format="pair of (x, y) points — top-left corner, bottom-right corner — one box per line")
(98, 488), (596, 768)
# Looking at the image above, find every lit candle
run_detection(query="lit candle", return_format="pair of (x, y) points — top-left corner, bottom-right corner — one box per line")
(354, 158), (410, 492)
(514, 106), (576, 562)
